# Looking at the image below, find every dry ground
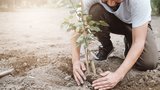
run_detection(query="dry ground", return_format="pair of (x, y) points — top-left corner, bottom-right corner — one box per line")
(0, 8), (160, 90)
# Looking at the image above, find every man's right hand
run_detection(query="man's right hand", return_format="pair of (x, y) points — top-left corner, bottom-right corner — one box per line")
(72, 60), (86, 85)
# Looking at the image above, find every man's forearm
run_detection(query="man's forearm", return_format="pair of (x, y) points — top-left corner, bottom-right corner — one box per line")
(115, 42), (145, 79)
(72, 46), (80, 62)
(70, 32), (81, 63)
(115, 22), (148, 79)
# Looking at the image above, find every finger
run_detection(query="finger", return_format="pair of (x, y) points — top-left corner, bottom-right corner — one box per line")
(92, 80), (110, 87)
(95, 84), (112, 90)
(99, 89), (106, 90)
(75, 71), (84, 84)
(77, 68), (86, 80)
(80, 62), (86, 71)
(73, 73), (80, 86)
(99, 86), (113, 90)
(100, 71), (110, 76)
(93, 77), (107, 84)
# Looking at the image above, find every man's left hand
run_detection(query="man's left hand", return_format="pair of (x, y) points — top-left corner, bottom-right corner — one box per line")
(92, 71), (123, 90)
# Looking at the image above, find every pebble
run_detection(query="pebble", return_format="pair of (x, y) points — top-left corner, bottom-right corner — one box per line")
(157, 66), (160, 71)
(3, 83), (6, 87)
(149, 80), (157, 86)
(144, 75), (149, 81)
(28, 76), (35, 79)
(152, 69), (158, 73)
(96, 67), (103, 74)
(146, 70), (151, 73)
(66, 82), (73, 87)
(23, 62), (28, 67)
(64, 75), (72, 81)
(37, 59), (40, 62)
(139, 78), (144, 84)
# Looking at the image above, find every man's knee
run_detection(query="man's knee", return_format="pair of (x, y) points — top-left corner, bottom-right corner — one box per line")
(135, 60), (158, 71)
(89, 3), (106, 20)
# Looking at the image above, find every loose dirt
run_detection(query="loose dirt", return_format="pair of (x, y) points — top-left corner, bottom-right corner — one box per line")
(0, 8), (160, 90)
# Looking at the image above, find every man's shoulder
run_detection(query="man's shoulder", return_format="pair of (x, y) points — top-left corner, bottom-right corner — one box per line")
(83, 0), (100, 13)
(129, 0), (150, 5)
(83, 0), (100, 6)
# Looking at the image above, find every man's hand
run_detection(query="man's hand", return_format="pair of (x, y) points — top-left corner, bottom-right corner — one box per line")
(73, 60), (86, 85)
(92, 71), (123, 90)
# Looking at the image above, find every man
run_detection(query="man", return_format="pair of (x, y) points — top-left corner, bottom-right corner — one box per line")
(71, 0), (159, 90)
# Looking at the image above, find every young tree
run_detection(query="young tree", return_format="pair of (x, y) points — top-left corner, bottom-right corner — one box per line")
(62, 0), (108, 75)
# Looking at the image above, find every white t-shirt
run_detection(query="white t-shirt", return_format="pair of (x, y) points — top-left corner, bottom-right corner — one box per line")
(83, 0), (151, 28)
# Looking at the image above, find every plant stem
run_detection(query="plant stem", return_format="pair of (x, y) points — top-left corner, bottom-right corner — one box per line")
(85, 48), (90, 73)
(81, 0), (97, 74)
(80, 0), (90, 73)
(91, 60), (96, 75)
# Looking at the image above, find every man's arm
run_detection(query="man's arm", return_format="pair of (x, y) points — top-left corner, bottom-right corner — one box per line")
(92, 22), (148, 90)
(115, 22), (148, 78)
(71, 32), (81, 63)
(71, 32), (86, 85)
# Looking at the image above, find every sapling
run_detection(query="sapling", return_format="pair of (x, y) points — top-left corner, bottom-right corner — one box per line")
(62, 0), (108, 76)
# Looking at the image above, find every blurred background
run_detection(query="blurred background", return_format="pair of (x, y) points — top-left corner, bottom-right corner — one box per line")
(0, 0), (159, 90)
(0, 0), (77, 11)
(0, 0), (159, 15)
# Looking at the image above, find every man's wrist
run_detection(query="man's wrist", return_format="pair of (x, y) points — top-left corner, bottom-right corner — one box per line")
(72, 58), (80, 63)
(115, 69), (126, 81)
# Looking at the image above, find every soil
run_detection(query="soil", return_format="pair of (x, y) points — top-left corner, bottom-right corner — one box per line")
(0, 8), (160, 90)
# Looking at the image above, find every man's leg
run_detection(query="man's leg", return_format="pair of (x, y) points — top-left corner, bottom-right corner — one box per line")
(89, 3), (113, 61)
(89, 3), (132, 60)
(134, 28), (159, 70)
(89, 3), (158, 70)
(123, 24), (158, 70)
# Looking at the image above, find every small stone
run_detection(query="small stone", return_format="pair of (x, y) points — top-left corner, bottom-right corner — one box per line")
(157, 66), (160, 71)
(96, 67), (103, 74)
(37, 59), (40, 62)
(147, 70), (151, 73)
(152, 70), (158, 73)
(144, 75), (149, 81)
(66, 82), (73, 87)
(28, 76), (35, 79)
(23, 62), (28, 67)
(64, 75), (72, 81)
(149, 80), (156, 86)
(139, 78), (144, 84)
(3, 83), (6, 87)
(18, 86), (25, 90)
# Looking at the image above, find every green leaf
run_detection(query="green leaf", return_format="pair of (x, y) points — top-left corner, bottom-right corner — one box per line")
(75, 4), (81, 8)
(90, 26), (101, 32)
(99, 20), (108, 26)
(66, 23), (77, 32)
(88, 20), (97, 26)
(70, 9), (76, 14)
(76, 35), (85, 45)
(86, 15), (92, 20)
(77, 12), (82, 17)
(61, 20), (70, 29)
(76, 7), (82, 12)
(68, 15), (74, 19)
(95, 22), (100, 25)
(75, 26), (82, 33)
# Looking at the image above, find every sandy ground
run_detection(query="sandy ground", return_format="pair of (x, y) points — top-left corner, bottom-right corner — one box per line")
(0, 8), (160, 90)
